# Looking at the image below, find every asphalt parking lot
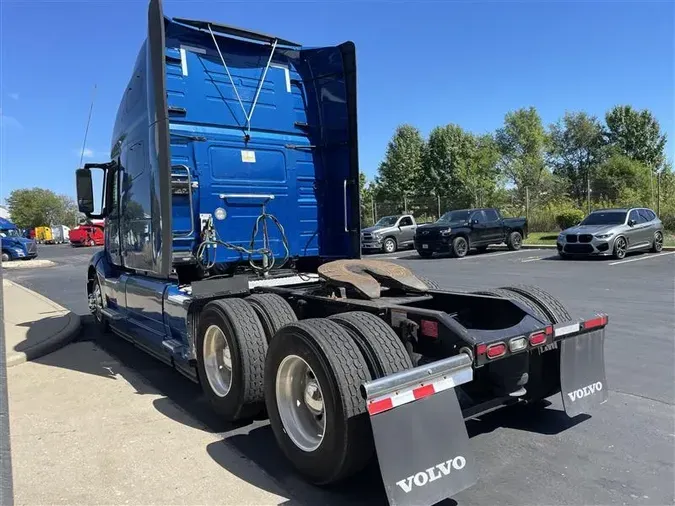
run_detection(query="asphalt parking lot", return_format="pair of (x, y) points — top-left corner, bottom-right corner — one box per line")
(4, 244), (674, 505)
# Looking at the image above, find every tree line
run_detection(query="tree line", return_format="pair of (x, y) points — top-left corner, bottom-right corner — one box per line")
(5, 188), (82, 229)
(362, 105), (673, 231)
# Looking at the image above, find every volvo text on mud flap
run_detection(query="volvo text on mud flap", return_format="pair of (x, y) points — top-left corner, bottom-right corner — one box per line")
(361, 354), (477, 506)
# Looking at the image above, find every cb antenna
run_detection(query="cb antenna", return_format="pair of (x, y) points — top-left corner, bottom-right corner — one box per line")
(79, 83), (97, 168)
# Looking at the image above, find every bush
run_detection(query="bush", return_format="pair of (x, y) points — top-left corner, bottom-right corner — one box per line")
(556, 209), (585, 230)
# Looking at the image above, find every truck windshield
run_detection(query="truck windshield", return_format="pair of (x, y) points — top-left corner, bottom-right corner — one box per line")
(0, 229), (20, 238)
(375, 216), (399, 227)
(580, 211), (627, 226)
(438, 210), (471, 223)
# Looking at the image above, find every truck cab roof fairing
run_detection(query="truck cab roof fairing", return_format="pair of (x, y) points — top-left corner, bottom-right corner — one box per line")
(171, 17), (301, 48)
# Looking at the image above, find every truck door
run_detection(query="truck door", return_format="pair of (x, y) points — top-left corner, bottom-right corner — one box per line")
(469, 210), (487, 244)
(397, 216), (416, 246)
(482, 208), (503, 242)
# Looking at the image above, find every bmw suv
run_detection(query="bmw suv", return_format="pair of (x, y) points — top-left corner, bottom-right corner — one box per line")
(557, 207), (664, 260)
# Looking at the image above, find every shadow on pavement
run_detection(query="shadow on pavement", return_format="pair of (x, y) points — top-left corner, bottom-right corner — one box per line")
(14, 313), (71, 354)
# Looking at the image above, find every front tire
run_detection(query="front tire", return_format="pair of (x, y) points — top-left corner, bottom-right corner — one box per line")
(382, 237), (397, 254)
(1, 252), (9, 262)
(506, 231), (523, 251)
(265, 319), (373, 485)
(651, 231), (664, 253)
(196, 299), (268, 422)
(613, 236), (627, 259)
(451, 236), (469, 258)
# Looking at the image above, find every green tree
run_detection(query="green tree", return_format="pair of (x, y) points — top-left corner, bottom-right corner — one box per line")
(6, 188), (79, 229)
(548, 111), (606, 205)
(605, 105), (667, 170)
(496, 107), (550, 199)
(463, 133), (502, 207)
(375, 124), (425, 211)
(593, 154), (651, 205)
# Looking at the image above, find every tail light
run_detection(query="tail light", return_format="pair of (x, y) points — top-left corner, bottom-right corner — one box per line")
(486, 342), (506, 359)
(529, 331), (547, 346)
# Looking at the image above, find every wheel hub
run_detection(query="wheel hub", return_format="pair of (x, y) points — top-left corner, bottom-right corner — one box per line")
(276, 355), (326, 452)
(203, 325), (233, 398)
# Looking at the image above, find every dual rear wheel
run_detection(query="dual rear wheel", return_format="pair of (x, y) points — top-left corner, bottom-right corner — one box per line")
(195, 295), (412, 484)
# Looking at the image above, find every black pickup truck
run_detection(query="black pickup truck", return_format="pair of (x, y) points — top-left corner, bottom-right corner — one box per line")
(414, 207), (528, 258)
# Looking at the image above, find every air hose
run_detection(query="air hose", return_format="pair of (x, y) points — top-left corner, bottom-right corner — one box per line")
(196, 206), (291, 276)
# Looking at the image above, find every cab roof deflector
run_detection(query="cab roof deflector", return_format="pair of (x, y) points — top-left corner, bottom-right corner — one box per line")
(172, 17), (301, 47)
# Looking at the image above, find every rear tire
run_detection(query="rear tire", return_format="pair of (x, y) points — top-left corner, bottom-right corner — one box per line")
(451, 236), (469, 258)
(651, 231), (664, 253)
(506, 231), (523, 251)
(329, 311), (412, 378)
(499, 284), (571, 403)
(196, 299), (268, 422)
(245, 293), (297, 343)
(265, 319), (374, 485)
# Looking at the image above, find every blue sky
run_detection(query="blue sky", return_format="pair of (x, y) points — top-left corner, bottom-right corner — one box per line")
(1, 0), (673, 202)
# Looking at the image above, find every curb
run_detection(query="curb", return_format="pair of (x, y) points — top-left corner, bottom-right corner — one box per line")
(4, 280), (82, 367)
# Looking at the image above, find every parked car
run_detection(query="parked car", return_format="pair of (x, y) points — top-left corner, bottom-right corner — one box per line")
(361, 214), (418, 253)
(556, 207), (663, 260)
(69, 224), (105, 247)
(414, 208), (527, 258)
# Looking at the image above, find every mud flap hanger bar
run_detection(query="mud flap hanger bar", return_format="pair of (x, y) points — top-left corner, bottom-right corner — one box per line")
(362, 353), (477, 506)
(208, 24), (278, 138)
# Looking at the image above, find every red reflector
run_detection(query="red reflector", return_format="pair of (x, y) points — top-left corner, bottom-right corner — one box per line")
(421, 320), (439, 339)
(545, 325), (553, 335)
(486, 343), (506, 359)
(584, 315), (607, 330)
(413, 384), (435, 400)
(367, 397), (394, 416)
(529, 331), (547, 346)
(476, 344), (487, 355)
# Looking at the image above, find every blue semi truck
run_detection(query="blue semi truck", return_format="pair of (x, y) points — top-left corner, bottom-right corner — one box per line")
(0, 217), (38, 262)
(75, 1), (610, 504)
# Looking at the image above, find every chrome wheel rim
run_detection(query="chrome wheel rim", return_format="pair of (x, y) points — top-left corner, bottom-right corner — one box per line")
(89, 282), (103, 322)
(384, 240), (395, 253)
(616, 238), (627, 258)
(655, 232), (663, 251)
(203, 325), (233, 398)
(275, 355), (326, 452)
(513, 234), (522, 248)
(456, 239), (468, 256)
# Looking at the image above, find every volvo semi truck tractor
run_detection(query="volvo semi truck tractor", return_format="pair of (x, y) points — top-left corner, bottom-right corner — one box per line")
(75, 1), (610, 504)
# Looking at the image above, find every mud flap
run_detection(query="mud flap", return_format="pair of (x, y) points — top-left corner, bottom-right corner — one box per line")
(559, 328), (608, 417)
(362, 355), (477, 506)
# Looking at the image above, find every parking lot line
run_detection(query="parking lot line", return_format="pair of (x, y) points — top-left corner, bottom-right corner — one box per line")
(460, 249), (539, 260)
(521, 256), (545, 263)
(608, 251), (675, 266)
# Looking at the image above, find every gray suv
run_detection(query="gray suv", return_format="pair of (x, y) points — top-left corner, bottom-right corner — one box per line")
(557, 207), (664, 260)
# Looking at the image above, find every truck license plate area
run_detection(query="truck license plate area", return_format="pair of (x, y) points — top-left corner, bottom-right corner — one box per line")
(362, 355), (476, 506)
(560, 328), (608, 418)
(422, 244), (429, 249)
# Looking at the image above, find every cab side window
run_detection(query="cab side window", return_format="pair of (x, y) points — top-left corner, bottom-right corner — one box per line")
(484, 209), (499, 222)
(638, 209), (654, 222)
(628, 209), (641, 224)
(471, 211), (486, 223)
(399, 216), (414, 227)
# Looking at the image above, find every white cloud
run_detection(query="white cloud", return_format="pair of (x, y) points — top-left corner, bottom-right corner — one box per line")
(74, 147), (95, 159)
(0, 109), (23, 130)
(8, 93), (19, 101)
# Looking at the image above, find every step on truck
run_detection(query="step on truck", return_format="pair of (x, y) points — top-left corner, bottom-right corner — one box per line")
(75, 2), (610, 504)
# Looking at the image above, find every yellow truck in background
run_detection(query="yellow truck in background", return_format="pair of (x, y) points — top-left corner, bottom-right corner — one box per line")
(34, 226), (53, 244)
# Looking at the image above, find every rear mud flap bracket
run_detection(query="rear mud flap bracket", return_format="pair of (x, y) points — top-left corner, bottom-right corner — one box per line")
(362, 354), (477, 506)
(559, 327), (608, 418)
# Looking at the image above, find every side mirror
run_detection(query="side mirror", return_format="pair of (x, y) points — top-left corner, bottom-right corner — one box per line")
(76, 168), (94, 214)
(628, 219), (636, 227)
(472, 219), (479, 225)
